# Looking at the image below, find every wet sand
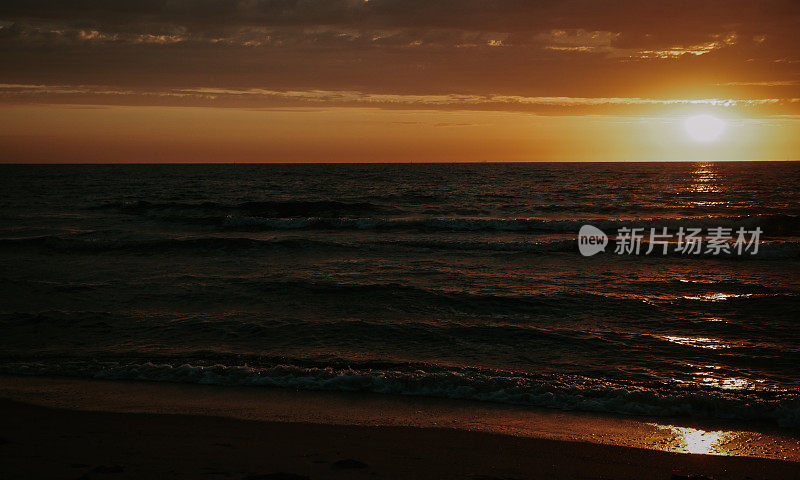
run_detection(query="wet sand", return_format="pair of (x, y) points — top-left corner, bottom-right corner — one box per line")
(1, 375), (799, 479)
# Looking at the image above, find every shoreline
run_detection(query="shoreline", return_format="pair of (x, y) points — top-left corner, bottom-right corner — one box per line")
(1, 375), (800, 479)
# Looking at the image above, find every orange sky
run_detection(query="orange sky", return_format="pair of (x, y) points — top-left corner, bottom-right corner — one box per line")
(1, 1), (799, 162)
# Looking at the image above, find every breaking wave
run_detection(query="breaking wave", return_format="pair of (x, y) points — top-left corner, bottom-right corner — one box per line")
(2, 359), (799, 427)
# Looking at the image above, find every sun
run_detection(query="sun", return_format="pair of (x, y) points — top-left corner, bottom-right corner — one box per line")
(684, 114), (726, 142)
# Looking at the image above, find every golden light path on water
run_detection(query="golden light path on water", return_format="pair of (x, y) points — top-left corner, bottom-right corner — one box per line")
(661, 335), (730, 349)
(688, 162), (722, 194)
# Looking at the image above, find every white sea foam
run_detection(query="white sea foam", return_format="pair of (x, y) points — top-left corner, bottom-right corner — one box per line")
(3, 361), (799, 428)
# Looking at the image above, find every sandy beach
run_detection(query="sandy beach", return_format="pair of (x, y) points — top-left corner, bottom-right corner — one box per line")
(1, 375), (799, 480)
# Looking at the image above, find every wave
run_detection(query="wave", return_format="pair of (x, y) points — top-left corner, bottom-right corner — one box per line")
(4, 309), (797, 361)
(1, 234), (798, 262)
(376, 238), (577, 252)
(89, 199), (390, 218)
(80, 198), (800, 236)
(2, 359), (799, 427)
(223, 214), (800, 236)
(3, 278), (797, 325)
(86, 199), (800, 218)
(526, 204), (800, 217)
(0, 235), (354, 254)
(0, 234), (579, 255)
(385, 238), (800, 259)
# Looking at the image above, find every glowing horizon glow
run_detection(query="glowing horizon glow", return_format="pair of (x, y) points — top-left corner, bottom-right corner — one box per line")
(684, 114), (726, 143)
(1, 2), (800, 163)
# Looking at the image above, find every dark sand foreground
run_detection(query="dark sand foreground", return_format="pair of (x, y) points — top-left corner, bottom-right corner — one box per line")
(1, 376), (799, 480)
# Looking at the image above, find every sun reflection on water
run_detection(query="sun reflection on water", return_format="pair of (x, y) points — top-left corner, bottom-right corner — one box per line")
(661, 335), (730, 349)
(677, 363), (768, 391)
(688, 162), (722, 194)
(674, 427), (732, 454)
(649, 424), (736, 455)
(683, 293), (753, 302)
(694, 373), (765, 390)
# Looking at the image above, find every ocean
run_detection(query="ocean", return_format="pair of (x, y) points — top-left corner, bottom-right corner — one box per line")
(1, 162), (799, 427)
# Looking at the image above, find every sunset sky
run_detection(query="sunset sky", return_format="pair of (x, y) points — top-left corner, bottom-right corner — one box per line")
(1, 0), (799, 162)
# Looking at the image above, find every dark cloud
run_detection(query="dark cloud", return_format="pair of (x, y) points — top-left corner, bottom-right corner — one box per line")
(2, 1), (797, 32)
(0, 0), (798, 105)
